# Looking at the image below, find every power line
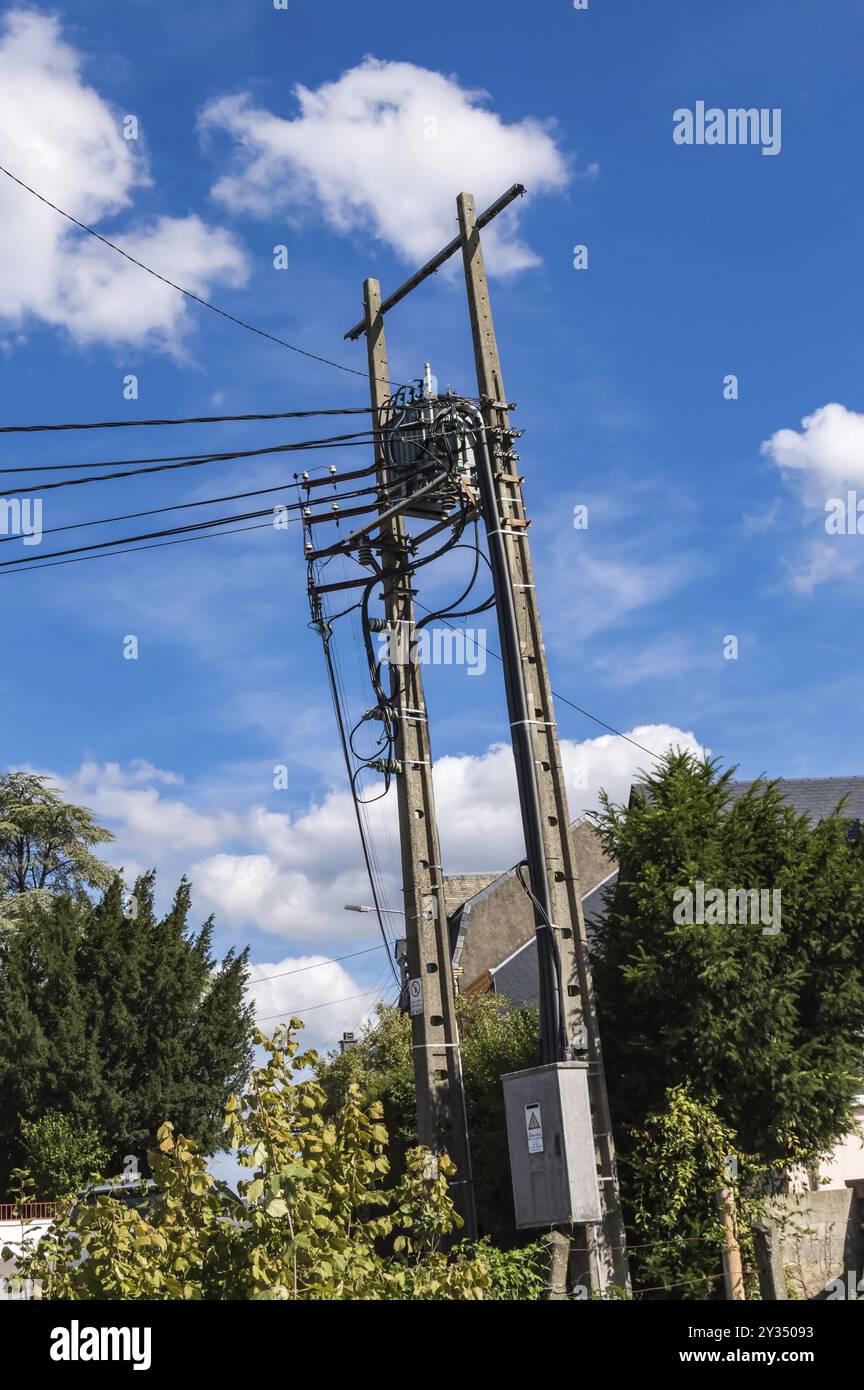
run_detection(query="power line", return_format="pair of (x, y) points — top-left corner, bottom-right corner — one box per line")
(318, 978), (402, 1056)
(0, 162), (394, 385)
(256, 987), (385, 1023)
(0, 483), (298, 543)
(0, 429), (380, 493)
(246, 943), (386, 986)
(0, 465), (412, 572)
(319, 624), (401, 989)
(0, 437), (376, 472)
(0, 505), (288, 569)
(0, 477), (385, 545)
(0, 515), (290, 576)
(0, 406), (372, 434)
(0, 458), (415, 547)
(0, 443), (384, 476)
(413, 599), (664, 764)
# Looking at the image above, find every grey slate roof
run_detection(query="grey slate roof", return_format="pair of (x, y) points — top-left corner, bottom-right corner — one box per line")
(724, 776), (864, 823)
(489, 868), (619, 1008)
(490, 939), (541, 1008)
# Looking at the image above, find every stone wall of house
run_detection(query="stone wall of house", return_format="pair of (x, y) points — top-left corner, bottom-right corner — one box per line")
(778, 1188), (863, 1300)
(447, 819), (615, 992)
(442, 873), (500, 917)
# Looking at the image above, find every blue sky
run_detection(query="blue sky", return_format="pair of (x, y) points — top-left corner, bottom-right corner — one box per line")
(0, 0), (862, 1048)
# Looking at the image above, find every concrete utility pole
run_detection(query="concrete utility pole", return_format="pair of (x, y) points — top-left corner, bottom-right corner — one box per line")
(456, 192), (629, 1293)
(360, 280), (476, 1238)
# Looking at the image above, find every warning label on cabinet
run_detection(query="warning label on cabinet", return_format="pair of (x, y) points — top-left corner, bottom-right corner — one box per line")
(524, 1103), (544, 1154)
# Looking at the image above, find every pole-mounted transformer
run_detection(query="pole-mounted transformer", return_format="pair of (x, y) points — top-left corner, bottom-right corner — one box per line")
(382, 364), (478, 520)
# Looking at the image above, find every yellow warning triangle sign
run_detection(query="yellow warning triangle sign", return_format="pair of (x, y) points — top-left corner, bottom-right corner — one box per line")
(527, 1111), (541, 1130)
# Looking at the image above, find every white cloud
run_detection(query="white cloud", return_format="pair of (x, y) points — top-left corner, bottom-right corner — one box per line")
(432, 724), (705, 868)
(189, 790), (401, 940)
(56, 760), (239, 859)
(191, 853), (320, 936)
(189, 724), (703, 927)
(0, 9), (247, 351)
(37, 727), (703, 953)
(562, 724), (706, 816)
(543, 546), (696, 644)
(742, 500), (780, 535)
(200, 56), (572, 274)
(784, 541), (861, 596)
(591, 638), (698, 688)
(247, 953), (382, 1054)
(39, 213), (247, 351)
(761, 403), (864, 588)
(762, 402), (864, 505)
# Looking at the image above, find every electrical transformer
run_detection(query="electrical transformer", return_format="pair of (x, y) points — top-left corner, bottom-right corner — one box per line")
(383, 365), (477, 519)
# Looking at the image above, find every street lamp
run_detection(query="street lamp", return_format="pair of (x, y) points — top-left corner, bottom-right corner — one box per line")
(342, 904), (405, 914)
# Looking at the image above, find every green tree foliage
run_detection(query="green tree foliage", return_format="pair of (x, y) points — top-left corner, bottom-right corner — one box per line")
(315, 994), (540, 1245)
(627, 1085), (744, 1300)
(10, 1025), (500, 1300)
(589, 751), (864, 1292)
(0, 772), (114, 919)
(18, 1109), (109, 1201)
(0, 873), (253, 1194)
(479, 1240), (547, 1300)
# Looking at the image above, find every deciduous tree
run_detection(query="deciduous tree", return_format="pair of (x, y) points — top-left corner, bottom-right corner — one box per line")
(10, 1025), (505, 1300)
(0, 772), (114, 919)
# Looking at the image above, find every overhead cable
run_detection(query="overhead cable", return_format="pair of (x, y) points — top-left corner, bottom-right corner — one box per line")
(0, 162), (398, 386)
(0, 406), (373, 434)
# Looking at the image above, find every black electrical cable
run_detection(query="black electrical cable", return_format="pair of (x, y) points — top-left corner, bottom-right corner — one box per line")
(256, 988), (385, 1022)
(356, 506), (475, 788)
(303, 405), (487, 888)
(0, 475), (402, 546)
(415, 532), (493, 630)
(0, 505), (287, 568)
(327, 614), (401, 938)
(315, 563), (398, 802)
(0, 516), (292, 576)
(347, 531), (492, 769)
(0, 467), (416, 575)
(0, 406), (373, 434)
(317, 624), (401, 989)
(308, 418), (476, 795)
(0, 430), (383, 494)
(0, 162), (401, 387)
(246, 942), (385, 985)
(413, 598), (664, 763)
(0, 464), (418, 566)
(514, 860), (565, 1046)
(0, 433), (379, 475)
